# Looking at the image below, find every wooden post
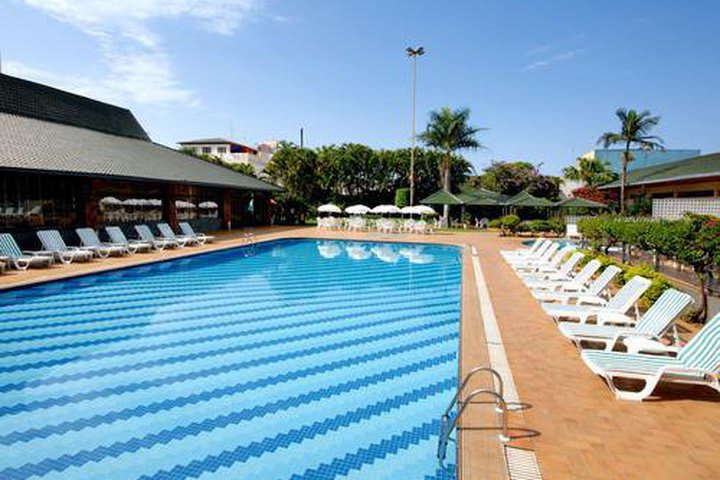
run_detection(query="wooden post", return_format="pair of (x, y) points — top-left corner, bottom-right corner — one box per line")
(163, 184), (178, 228)
(223, 189), (232, 230)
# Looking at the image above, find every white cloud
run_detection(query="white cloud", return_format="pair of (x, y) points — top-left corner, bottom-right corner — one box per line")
(525, 44), (552, 56)
(14, 0), (264, 105)
(522, 49), (583, 72)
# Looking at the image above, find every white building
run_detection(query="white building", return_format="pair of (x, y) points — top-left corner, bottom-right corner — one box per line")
(177, 138), (278, 174)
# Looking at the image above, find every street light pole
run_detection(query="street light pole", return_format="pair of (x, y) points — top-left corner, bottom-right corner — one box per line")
(406, 46), (424, 206)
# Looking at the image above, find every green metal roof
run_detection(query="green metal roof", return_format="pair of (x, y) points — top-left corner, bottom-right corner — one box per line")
(555, 197), (606, 208)
(420, 189), (465, 205)
(599, 152), (720, 189)
(505, 190), (553, 207)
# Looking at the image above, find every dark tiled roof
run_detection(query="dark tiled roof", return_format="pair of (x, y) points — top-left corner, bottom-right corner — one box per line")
(0, 113), (282, 192)
(599, 152), (720, 189)
(0, 73), (150, 141)
(178, 138), (238, 145)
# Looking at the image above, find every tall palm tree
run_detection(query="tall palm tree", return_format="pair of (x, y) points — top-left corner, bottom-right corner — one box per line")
(597, 108), (664, 214)
(562, 157), (618, 187)
(419, 107), (483, 225)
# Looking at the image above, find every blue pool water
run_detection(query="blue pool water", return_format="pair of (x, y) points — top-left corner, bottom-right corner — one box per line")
(0, 239), (461, 479)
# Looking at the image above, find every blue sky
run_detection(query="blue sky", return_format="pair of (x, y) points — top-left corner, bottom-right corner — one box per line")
(1, 0), (719, 175)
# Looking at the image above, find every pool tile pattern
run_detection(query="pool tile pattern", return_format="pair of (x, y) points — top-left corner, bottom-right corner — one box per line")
(0, 239), (461, 479)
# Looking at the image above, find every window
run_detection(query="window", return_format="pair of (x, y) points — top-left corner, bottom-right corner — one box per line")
(202, 146), (212, 154)
(217, 146), (227, 154)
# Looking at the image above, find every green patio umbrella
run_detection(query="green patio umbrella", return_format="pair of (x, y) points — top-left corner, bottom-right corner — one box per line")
(420, 189), (465, 206)
(504, 190), (554, 207)
(555, 197), (606, 209)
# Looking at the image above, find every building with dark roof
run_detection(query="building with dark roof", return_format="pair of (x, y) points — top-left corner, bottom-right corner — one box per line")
(0, 73), (280, 242)
(599, 152), (720, 199)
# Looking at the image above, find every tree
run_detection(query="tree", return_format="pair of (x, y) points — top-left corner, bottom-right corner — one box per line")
(562, 157), (618, 187)
(597, 108), (664, 214)
(469, 161), (562, 199)
(419, 107), (483, 225)
(178, 146), (257, 177)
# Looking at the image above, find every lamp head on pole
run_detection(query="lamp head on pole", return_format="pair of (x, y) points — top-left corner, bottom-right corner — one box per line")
(405, 46), (425, 57)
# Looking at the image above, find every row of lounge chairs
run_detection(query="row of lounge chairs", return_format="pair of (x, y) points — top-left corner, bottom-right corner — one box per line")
(0, 222), (214, 272)
(501, 238), (720, 401)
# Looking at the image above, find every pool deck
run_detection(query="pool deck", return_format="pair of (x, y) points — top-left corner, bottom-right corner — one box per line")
(2, 226), (719, 479)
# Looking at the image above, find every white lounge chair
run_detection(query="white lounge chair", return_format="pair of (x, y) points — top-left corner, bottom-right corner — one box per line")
(532, 265), (622, 304)
(542, 275), (652, 324)
(506, 241), (556, 266)
(0, 233), (54, 270)
(135, 224), (178, 250)
(580, 313), (720, 400)
(157, 223), (196, 247)
(179, 222), (215, 244)
(37, 230), (94, 264)
(500, 238), (543, 258)
(514, 244), (572, 274)
(521, 251), (584, 282)
(105, 226), (153, 253)
(558, 289), (693, 350)
(503, 239), (552, 264)
(510, 243), (561, 271)
(76, 228), (128, 257)
(526, 258), (601, 293)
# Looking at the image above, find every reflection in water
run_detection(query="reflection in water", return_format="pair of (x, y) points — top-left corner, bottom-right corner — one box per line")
(317, 241), (342, 259)
(371, 245), (401, 264)
(315, 240), (436, 265)
(346, 243), (372, 260)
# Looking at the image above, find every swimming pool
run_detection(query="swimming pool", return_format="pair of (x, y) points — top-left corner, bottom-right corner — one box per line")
(0, 239), (461, 479)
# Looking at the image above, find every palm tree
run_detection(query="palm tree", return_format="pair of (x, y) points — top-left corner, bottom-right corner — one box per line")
(597, 108), (664, 214)
(562, 157), (618, 187)
(419, 107), (483, 225)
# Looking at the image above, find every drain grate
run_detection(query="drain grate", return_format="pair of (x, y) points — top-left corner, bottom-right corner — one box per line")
(505, 446), (543, 480)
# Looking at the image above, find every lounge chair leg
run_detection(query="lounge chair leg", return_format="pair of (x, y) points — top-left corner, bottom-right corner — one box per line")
(605, 374), (660, 401)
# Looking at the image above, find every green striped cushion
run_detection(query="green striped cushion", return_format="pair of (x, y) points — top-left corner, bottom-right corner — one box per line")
(678, 314), (720, 371)
(0, 233), (22, 258)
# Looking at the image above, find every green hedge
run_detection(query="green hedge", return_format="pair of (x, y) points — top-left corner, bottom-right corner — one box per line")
(517, 218), (565, 236)
(578, 215), (720, 322)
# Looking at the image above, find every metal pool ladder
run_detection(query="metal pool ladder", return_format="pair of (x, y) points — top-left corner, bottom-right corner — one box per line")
(437, 366), (511, 470)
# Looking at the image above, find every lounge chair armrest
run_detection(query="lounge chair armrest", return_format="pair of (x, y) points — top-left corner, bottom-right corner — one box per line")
(605, 332), (654, 352)
(596, 311), (635, 326)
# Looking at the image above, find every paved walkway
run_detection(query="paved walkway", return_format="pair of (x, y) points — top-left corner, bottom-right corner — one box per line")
(2, 226), (719, 479)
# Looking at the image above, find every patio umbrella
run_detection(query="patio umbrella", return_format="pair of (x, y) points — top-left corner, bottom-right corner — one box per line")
(148, 199), (162, 207)
(123, 198), (140, 206)
(100, 196), (122, 205)
(175, 200), (196, 209)
(318, 203), (342, 214)
(410, 205), (437, 215)
(555, 197), (606, 209)
(400, 206), (416, 215)
(371, 205), (401, 215)
(345, 204), (370, 215)
(199, 201), (218, 209)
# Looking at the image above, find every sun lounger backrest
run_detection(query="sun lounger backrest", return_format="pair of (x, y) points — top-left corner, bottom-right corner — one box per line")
(179, 222), (194, 237)
(37, 230), (67, 252)
(0, 233), (23, 259)
(157, 223), (177, 239)
(678, 313), (720, 371)
(135, 225), (155, 242)
(546, 245), (573, 268)
(532, 240), (552, 258)
(557, 252), (584, 276)
(606, 276), (652, 312)
(76, 228), (101, 247)
(106, 226), (128, 244)
(538, 242), (560, 262)
(587, 265), (622, 296)
(635, 289), (692, 336)
(572, 259), (601, 285)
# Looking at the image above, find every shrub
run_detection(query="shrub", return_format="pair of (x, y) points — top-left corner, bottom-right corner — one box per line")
(394, 188), (410, 208)
(496, 214), (521, 236)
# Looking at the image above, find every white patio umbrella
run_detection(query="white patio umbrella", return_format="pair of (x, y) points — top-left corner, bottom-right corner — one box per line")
(371, 205), (401, 215)
(411, 205), (437, 216)
(318, 203), (342, 214)
(100, 196), (122, 205)
(400, 206), (416, 215)
(175, 200), (196, 209)
(148, 199), (162, 207)
(345, 204), (370, 215)
(199, 201), (218, 209)
(123, 198), (140, 206)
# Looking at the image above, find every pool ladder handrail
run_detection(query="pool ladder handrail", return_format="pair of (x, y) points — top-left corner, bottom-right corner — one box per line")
(437, 366), (510, 469)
